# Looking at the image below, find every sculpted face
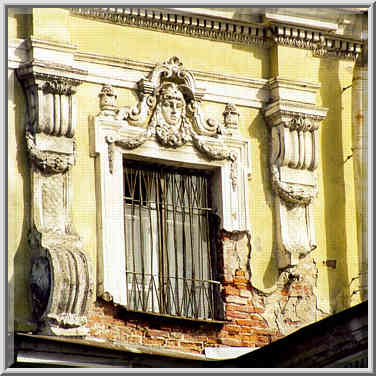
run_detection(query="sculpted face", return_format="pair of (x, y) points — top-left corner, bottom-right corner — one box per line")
(159, 84), (185, 126)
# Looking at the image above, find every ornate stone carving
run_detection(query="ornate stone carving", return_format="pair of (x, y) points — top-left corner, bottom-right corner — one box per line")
(101, 57), (240, 189)
(71, 8), (267, 48)
(99, 84), (118, 117)
(29, 229), (93, 336)
(269, 24), (360, 61)
(71, 8), (363, 61)
(91, 58), (251, 305)
(25, 131), (75, 174)
(17, 62), (94, 336)
(264, 100), (327, 269)
(223, 103), (240, 132)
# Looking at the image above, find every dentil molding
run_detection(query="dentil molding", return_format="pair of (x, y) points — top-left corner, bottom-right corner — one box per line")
(70, 7), (363, 60)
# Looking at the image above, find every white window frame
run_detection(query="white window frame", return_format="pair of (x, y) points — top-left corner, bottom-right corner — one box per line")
(90, 116), (251, 308)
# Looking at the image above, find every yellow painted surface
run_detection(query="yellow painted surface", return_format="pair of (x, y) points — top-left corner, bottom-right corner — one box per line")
(8, 72), (33, 328)
(32, 8), (71, 44)
(8, 10), (364, 328)
(69, 15), (270, 79)
(8, 11), (18, 39)
(276, 45), (361, 313)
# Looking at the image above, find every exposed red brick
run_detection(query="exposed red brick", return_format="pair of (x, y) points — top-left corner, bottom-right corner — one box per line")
(219, 338), (243, 347)
(166, 340), (179, 348)
(145, 329), (169, 338)
(206, 337), (220, 345)
(128, 335), (142, 344)
(256, 335), (270, 346)
(222, 324), (242, 333)
(235, 319), (267, 328)
(222, 285), (240, 296)
(281, 289), (290, 296)
(183, 334), (207, 342)
(118, 326), (135, 335)
(239, 333), (255, 341)
(251, 307), (265, 314)
(170, 332), (184, 339)
(249, 314), (264, 321)
(226, 310), (249, 319)
(235, 269), (245, 277)
(88, 314), (103, 322)
(143, 337), (165, 346)
(225, 295), (249, 305)
(240, 334), (257, 345)
(251, 328), (277, 336)
(226, 303), (255, 313)
(217, 331), (239, 339)
(158, 326), (172, 332)
(179, 341), (203, 353)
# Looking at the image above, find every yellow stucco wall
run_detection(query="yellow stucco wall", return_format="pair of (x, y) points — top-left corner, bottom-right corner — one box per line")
(8, 9), (363, 331)
(275, 46), (361, 312)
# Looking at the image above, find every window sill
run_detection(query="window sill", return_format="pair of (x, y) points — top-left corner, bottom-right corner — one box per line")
(123, 308), (227, 325)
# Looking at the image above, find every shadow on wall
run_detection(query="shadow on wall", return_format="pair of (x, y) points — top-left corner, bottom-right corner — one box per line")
(247, 112), (279, 289)
(13, 72), (34, 331)
(318, 57), (350, 313)
(231, 43), (270, 79)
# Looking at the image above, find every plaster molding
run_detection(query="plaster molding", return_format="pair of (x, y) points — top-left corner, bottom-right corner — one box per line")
(264, 12), (339, 32)
(264, 91), (328, 269)
(17, 62), (94, 336)
(268, 23), (362, 60)
(70, 8), (363, 60)
(25, 37), (78, 67)
(75, 52), (270, 108)
(71, 8), (268, 48)
(90, 57), (251, 305)
(9, 39), (270, 109)
(268, 77), (321, 106)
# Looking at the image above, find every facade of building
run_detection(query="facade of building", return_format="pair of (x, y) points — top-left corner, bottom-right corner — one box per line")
(7, 7), (369, 368)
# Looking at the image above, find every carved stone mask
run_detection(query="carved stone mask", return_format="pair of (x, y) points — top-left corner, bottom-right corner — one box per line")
(158, 83), (185, 126)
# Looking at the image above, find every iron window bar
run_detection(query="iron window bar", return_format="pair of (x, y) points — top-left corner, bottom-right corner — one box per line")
(123, 159), (222, 320)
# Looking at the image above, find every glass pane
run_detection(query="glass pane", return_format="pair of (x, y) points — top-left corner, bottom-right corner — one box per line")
(124, 160), (218, 319)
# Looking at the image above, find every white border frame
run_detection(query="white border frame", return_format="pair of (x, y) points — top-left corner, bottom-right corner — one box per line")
(90, 116), (251, 305)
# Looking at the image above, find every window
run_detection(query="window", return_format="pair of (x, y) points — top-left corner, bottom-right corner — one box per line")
(91, 58), (251, 321)
(123, 159), (220, 320)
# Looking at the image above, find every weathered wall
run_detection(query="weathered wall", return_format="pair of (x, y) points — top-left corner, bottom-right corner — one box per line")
(8, 7), (364, 355)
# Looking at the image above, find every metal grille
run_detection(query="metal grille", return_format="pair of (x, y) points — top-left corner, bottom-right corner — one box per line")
(123, 159), (221, 320)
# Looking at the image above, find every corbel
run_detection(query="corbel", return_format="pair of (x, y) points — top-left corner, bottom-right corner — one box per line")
(17, 61), (94, 336)
(263, 86), (327, 269)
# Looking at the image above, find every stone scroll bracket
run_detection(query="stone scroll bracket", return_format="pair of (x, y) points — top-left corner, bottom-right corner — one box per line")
(17, 58), (94, 337)
(263, 88), (327, 270)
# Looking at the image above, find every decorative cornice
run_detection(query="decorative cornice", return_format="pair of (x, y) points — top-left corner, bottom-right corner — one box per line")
(70, 8), (363, 60)
(70, 8), (268, 48)
(268, 23), (362, 60)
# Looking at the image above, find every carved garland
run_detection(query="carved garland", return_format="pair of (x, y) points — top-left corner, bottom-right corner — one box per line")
(100, 57), (241, 190)
(26, 131), (75, 174)
(270, 165), (317, 207)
